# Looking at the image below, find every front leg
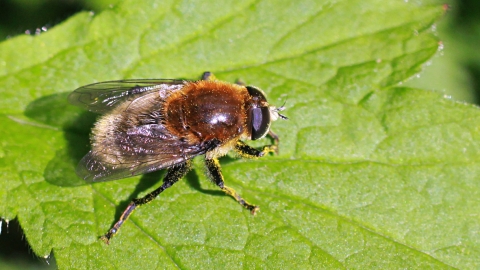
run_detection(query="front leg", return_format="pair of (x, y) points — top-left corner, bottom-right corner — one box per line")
(234, 140), (277, 158)
(205, 157), (259, 214)
(268, 130), (280, 152)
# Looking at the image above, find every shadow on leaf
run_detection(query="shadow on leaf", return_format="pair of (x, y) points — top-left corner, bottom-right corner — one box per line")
(25, 92), (96, 186)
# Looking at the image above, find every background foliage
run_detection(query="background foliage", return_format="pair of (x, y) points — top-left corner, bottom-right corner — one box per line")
(0, 0), (479, 269)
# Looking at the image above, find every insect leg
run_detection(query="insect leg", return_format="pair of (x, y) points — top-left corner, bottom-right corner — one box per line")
(201, 71), (247, 87)
(235, 79), (246, 86)
(268, 130), (280, 147)
(101, 161), (191, 244)
(267, 130), (281, 154)
(205, 158), (259, 215)
(201, 71), (217, 81)
(234, 141), (277, 158)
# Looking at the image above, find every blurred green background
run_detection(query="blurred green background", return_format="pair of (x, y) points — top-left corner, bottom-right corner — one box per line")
(0, 0), (478, 269)
(405, 0), (480, 104)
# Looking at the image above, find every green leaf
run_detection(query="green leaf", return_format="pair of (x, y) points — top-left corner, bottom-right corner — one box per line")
(2, 0), (476, 269)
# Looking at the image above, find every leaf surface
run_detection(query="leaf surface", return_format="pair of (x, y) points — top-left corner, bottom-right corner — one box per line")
(2, 0), (474, 269)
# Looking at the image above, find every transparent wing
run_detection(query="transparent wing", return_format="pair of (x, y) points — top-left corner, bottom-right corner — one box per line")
(77, 124), (220, 183)
(68, 79), (186, 113)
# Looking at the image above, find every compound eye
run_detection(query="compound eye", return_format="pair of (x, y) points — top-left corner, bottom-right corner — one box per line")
(246, 86), (267, 101)
(250, 107), (271, 140)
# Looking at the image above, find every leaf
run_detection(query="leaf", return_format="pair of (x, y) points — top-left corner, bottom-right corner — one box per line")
(2, 0), (475, 269)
